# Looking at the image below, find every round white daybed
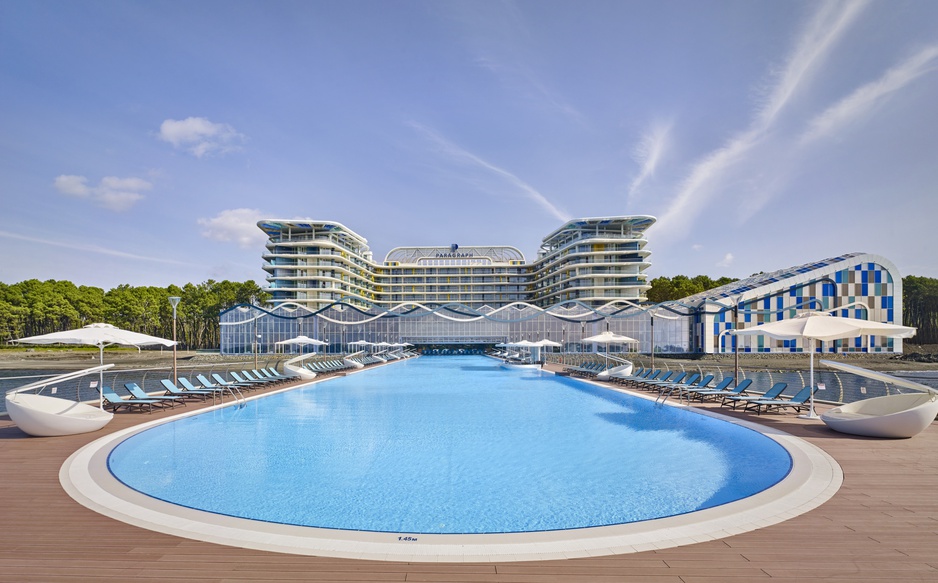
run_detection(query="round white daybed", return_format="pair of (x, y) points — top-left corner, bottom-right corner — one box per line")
(5, 365), (116, 437)
(5, 393), (113, 437)
(819, 360), (938, 439)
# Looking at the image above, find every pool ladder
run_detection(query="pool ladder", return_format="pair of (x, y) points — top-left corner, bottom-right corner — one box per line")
(656, 385), (687, 406)
(215, 386), (245, 408)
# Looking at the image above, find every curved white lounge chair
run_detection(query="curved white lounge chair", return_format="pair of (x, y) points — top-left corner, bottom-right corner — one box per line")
(282, 353), (318, 380)
(819, 360), (938, 439)
(597, 362), (633, 380)
(821, 393), (938, 439)
(5, 365), (116, 437)
(5, 393), (113, 437)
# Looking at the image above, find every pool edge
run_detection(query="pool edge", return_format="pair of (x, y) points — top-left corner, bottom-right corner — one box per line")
(59, 375), (843, 563)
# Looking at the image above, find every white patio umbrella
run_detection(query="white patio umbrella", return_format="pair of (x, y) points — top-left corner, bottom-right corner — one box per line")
(732, 311), (916, 418)
(13, 323), (176, 410)
(581, 330), (638, 368)
(275, 335), (328, 346)
(275, 335), (327, 354)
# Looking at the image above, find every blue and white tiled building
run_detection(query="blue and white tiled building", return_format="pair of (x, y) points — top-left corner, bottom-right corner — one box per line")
(682, 253), (904, 354)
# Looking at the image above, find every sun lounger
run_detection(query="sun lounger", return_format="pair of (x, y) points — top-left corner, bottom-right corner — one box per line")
(231, 371), (268, 387)
(685, 377), (734, 400)
(694, 378), (753, 403)
(264, 367), (291, 379)
(240, 370), (276, 386)
(210, 372), (249, 389)
(723, 382), (788, 409)
(623, 369), (661, 386)
(101, 386), (159, 413)
(160, 379), (211, 401)
(639, 371), (683, 391)
(746, 386), (817, 415)
(179, 376), (225, 395)
(124, 382), (184, 408)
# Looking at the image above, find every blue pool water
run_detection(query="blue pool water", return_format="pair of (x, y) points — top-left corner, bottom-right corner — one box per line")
(107, 356), (792, 534)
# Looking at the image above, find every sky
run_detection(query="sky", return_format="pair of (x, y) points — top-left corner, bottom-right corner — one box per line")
(1, 0), (937, 290)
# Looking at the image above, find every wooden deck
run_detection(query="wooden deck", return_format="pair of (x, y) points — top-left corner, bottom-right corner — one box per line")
(2, 373), (937, 582)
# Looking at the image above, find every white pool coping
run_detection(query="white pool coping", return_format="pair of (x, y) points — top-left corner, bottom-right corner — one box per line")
(60, 373), (843, 563)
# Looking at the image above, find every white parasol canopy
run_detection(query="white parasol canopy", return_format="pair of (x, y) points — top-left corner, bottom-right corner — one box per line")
(533, 339), (562, 347)
(275, 335), (327, 346)
(13, 323), (176, 410)
(732, 311), (916, 418)
(581, 331), (638, 368)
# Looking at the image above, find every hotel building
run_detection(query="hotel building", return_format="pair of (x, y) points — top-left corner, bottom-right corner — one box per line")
(259, 216), (657, 309)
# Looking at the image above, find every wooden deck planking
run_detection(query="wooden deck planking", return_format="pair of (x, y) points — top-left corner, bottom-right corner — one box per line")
(2, 374), (938, 582)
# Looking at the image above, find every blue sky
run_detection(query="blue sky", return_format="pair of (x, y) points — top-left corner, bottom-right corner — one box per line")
(1, 0), (936, 290)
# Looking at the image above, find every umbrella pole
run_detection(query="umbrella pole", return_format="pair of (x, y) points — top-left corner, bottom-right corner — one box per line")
(800, 338), (820, 419)
(99, 344), (105, 410)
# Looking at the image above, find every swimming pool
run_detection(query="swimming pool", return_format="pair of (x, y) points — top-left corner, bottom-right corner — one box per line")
(106, 356), (792, 535)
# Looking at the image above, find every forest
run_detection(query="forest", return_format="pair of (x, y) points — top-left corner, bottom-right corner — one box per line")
(1, 275), (936, 349)
(0, 279), (268, 350)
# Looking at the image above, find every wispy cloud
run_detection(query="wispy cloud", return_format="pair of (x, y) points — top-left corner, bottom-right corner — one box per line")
(652, 0), (867, 239)
(0, 229), (197, 266)
(407, 121), (570, 222)
(54, 174), (151, 211)
(442, 2), (583, 123)
(627, 121), (671, 201)
(716, 253), (735, 268)
(802, 44), (938, 143)
(197, 208), (268, 249)
(158, 117), (245, 158)
(755, 0), (868, 130)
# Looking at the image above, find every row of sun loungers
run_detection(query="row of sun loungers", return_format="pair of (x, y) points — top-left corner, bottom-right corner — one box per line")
(603, 366), (818, 415)
(100, 367), (293, 413)
(102, 352), (419, 414)
(563, 362), (609, 378)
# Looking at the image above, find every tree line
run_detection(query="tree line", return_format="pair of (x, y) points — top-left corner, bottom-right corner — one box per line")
(0, 279), (269, 350)
(646, 274), (739, 303)
(2, 274), (936, 348)
(903, 276), (938, 344)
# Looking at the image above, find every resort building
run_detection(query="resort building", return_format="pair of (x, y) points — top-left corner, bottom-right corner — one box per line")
(258, 216), (656, 309)
(224, 220), (904, 356)
(683, 252), (905, 354)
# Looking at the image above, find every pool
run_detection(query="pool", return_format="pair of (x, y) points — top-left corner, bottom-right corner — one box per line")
(62, 356), (843, 561)
(107, 356), (790, 534)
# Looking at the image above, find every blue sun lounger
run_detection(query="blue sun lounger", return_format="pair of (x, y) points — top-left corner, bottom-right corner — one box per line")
(160, 379), (212, 401)
(124, 382), (185, 408)
(180, 376), (225, 395)
(685, 377), (734, 400)
(745, 386), (817, 415)
(723, 382), (787, 409)
(694, 378), (753, 403)
(101, 386), (160, 413)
